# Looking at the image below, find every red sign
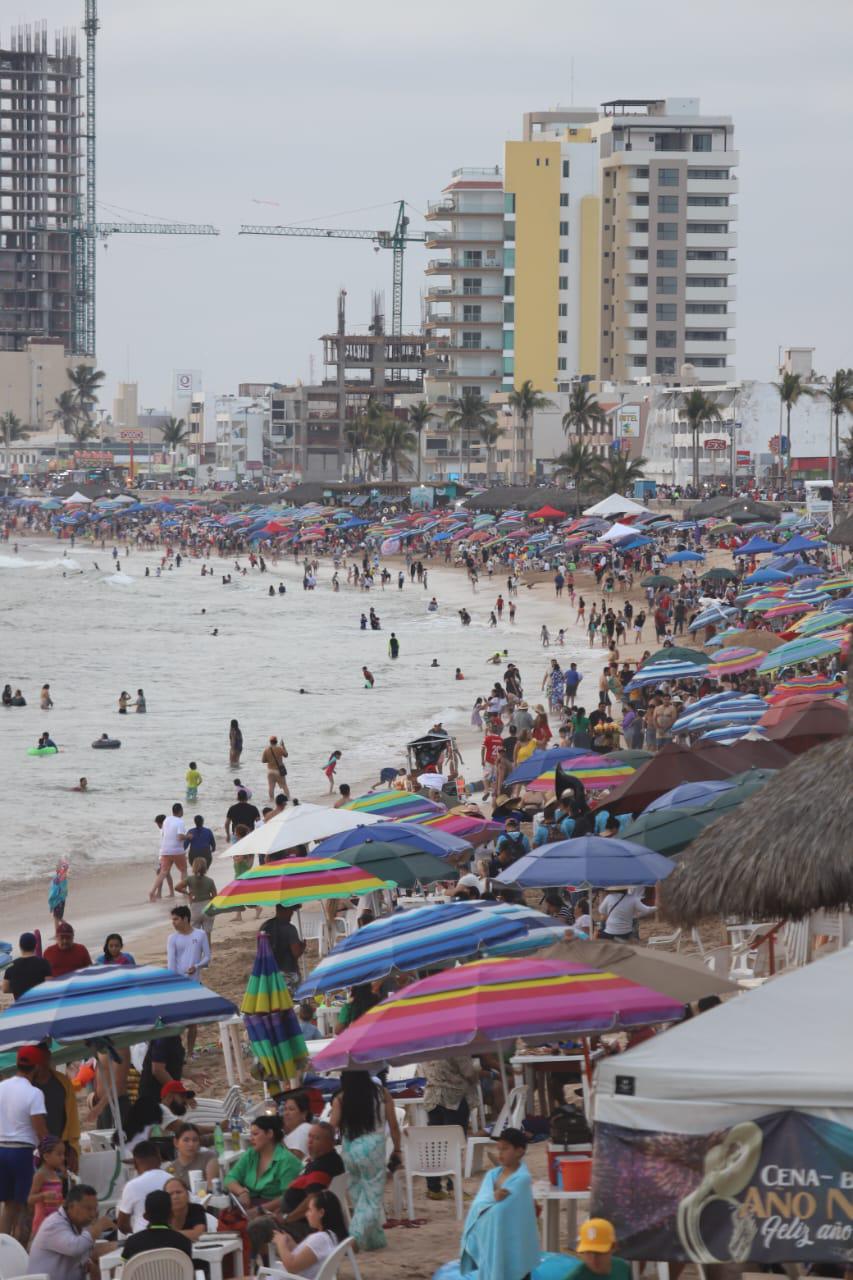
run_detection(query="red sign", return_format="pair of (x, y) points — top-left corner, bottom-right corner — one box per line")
(769, 435), (781, 454)
(704, 438), (728, 452)
(736, 450), (751, 466)
(73, 450), (113, 462)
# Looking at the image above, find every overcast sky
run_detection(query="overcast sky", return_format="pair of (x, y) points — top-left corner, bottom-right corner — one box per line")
(17, 0), (853, 408)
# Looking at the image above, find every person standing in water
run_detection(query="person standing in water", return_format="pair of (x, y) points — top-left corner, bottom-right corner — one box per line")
(261, 736), (289, 801)
(229, 719), (243, 767)
(362, 666), (375, 689)
(40, 684), (53, 710)
(388, 633), (400, 660)
(135, 689), (146, 713)
(185, 762), (202, 803)
(323, 751), (342, 794)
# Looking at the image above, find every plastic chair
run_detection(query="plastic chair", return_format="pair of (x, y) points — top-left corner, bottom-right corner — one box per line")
(647, 926), (682, 951)
(77, 1148), (126, 1210)
(465, 1084), (527, 1177)
(121, 1246), (196, 1279)
(257, 1234), (359, 1280)
(326, 1176), (363, 1280)
(402, 1124), (466, 1220)
(190, 1085), (244, 1127)
(0, 1235), (28, 1279)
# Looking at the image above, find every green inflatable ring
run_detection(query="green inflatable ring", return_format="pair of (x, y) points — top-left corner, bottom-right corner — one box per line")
(27, 746), (58, 757)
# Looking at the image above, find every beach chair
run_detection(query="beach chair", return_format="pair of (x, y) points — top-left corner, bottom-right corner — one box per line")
(0, 1235), (28, 1280)
(464, 1084), (528, 1178)
(77, 1147), (126, 1210)
(257, 1234), (359, 1280)
(121, 1247), (198, 1279)
(647, 927), (683, 951)
(190, 1084), (244, 1127)
(402, 1124), (466, 1220)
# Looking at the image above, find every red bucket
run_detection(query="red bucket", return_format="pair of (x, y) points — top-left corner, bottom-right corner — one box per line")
(558, 1155), (592, 1191)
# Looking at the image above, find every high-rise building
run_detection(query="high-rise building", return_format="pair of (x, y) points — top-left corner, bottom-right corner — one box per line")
(0, 24), (81, 354)
(592, 98), (737, 386)
(424, 168), (504, 406)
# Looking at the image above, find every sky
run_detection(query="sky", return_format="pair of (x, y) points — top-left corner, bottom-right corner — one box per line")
(15, 0), (853, 409)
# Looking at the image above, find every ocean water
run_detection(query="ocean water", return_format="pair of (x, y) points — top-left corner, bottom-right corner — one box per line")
(0, 539), (596, 885)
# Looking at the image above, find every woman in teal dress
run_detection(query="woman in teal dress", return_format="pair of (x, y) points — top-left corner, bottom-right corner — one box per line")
(330, 1070), (401, 1251)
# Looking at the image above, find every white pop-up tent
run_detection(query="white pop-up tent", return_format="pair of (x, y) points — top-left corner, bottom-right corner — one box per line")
(592, 948), (853, 1265)
(583, 493), (650, 518)
(599, 521), (642, 543)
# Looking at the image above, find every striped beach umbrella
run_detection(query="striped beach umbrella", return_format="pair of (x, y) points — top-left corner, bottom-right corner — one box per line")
(787, 610), (851, 637)
(524, 754), (636, 794)
(207, 855), (395, 914)
(494, 837), (675, 889)
(707, 646), (764, 676)
(0, 965), (237, 1062)
(311, 956), (684, 1071)
(766, 674), (844, 704)
(313, 820), (470, 858)
(342, 790), (445, 820)
(242, 933), (307, 1084)
(418, 812), (504, 846)
(625, 661), (717, 690)
(757, 633), (846, 673)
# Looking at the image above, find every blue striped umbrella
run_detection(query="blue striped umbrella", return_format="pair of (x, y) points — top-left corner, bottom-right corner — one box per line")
(312, 820), (470, 858)
(698, 725), (768, 742)
(625, 661), (716, 690)
(505, 747), (592, 786)
(757, 634), (846, 673)
(295, 902), (563, 997)
(0, 965), (237, 1062)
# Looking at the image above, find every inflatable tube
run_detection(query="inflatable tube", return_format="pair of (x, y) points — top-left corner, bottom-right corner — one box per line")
(92, 738), (121, 749)
(27, 746), (58, 757)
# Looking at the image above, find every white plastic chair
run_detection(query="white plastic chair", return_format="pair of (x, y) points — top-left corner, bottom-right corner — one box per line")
(647, 926), (682, 951)
(326, 1175), (363, 1280)
(190, 1085), (244, 1127)
(0, 1235), (28, 1279)
(465, 1084), (527, 1177)
(77, 1148), (126, 1210)
(121, 1248), (196, 1279)
(257, 1234), (358, 1280)
(402, 1124), (466, 1220)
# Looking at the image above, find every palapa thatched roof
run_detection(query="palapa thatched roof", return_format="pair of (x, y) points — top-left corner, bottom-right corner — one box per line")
(828, 510), (853, 546)
(461, 485), (581, 514)
(660, 667), (853, 925)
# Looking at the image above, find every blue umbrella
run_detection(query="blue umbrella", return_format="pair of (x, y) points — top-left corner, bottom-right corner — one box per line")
(313, 820), (470, 858)
(494, 837), (674, 889)
(781, 534), (826, 553)
(735, 536), (780, 556)
(689, 605), (738, 632)
(786, 563), (826, 578)
(0, 964), (237, 1061)
(744, 567), (791, 584)
(295, 902), (561, 996)
(504, 747), (592, 787)
(665, 550), (704, 563)
(625, 661), (715, 690)
(698, 725), (768, 742)
(757, 635), (846, 673)
(643, 779), (739, 813)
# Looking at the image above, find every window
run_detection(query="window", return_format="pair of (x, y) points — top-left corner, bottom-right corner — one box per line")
(462, 385), (481, 397)
(504, 276), (514, 295)
(688, 168), (730, 180)
(560, 192), (569, 207)
(504, 192), (516, 213)
(502, 356), (514, 374)
(688, 356), (727, 367)
(687, 195), (729, 207)
(559, 221), (569, 235)
(632, 302), (648, 314)
(503, 302), (515, 322)
(463, 252), (482, 266)
(633, 195), (649, 207)
(558, 303), (568, 316)
(462, 278), (482, 295)
(656, 249), (677, 267)
(557, 357), (567, 371)
(504, 221), (515, 241)
(559, 249), (569, 263)
(562, 160), (570, 178)
(657, 222), (678, 240)
(656, 276), (677, 294)
(502, 330), (513, 350)
(658, 194), (678, 213)
(558, 330), (567, 343)
(656, 303), (677, 321)
(685, 329), (727, 341)
(658, 168), (679, 186)
(631, 274), (648, 286)
(692, 133), (712, 152)
(463, 304), (481, 321)
(687, 249), (728, 261)
(654, 133), (684, 152)
(687, 275), (727, 287)
(687, 222), (727, 234)
(656, 356), (677, 374)
(656, 330), (677, 348)
(633, 166), (649, 178)
(558, 275), (568, 289)
(631, 328), (648, 340)
(503, 247), (515, 267)
(631, 248), (649, 260)
(632, 221), (649, 233)
(631, 356), (647, 368)
(686, 302), (726, 314)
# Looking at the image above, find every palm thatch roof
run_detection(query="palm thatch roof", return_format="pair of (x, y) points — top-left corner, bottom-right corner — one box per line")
(685, 496), (781, 522)
(461, 486), (581, 514)
(660, 667), (853, 925)
(828, 511), (853, 546)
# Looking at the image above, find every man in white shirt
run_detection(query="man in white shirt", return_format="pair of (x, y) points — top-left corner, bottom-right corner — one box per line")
(167, 905), (210, 1057)
(0, 1044), (48, 1238)
(149, 802), (187, 901)
(116, 1140), (172, 1234)
(597, 888), (656, 941)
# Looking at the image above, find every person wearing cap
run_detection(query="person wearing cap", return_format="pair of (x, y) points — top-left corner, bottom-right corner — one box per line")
(43, 922), (92, 980)
(2, 932), (51, 1001)
(566, 1218), (631, 1280)
(459, 1127), (540, 1280)
(0, 1045), (49, 1238)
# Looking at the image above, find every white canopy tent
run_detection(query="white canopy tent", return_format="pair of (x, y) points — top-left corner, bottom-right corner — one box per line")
(599, 521), (641, 543)
(583, 493), (650, 518)
(216, 801), (380, 862)
(62, 491), (92, 505)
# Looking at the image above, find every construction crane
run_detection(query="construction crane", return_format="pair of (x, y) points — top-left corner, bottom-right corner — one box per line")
(239, 200), (427, 339)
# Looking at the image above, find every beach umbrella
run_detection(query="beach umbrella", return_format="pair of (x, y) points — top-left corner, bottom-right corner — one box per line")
(241, 933), (307, 1084)
(762, 599), (815, 620)
(787, 610), (851, 637)
(641, 574), (678, 588)
(688, 605), (739, 632)
(642, 647), (711, 666)
(599, 741), (758, 816)
(311, 956), (684, 1072)
(296, 901), (566, 996)
(757, 634), (846, 673)
(726, 629), (783, 653)
(780, 534), (826, 553)
(759, 699), (848, 754)
(334, 840), (458, 888)
(744, 567), (791, 585)
(536, 938), (738, 1001)
(816, 575), (853, 593)
(415, 811), (503, 846)
(341, 790), (445, 820)
(494, 836), (675, 889)
(786, 563), (827, 578)
(313, 820), (470, 858)
(735, 535), (781, 555)
(207, 855), (395, 915)
(504, 747), (591, 787)
(697, 725), (768, 743)
(700, 567), (737, 583)
(625, 660), (715, 690)
(643, 779), (739, 813)
(0, 965), (237, 1061)
(664, 550), (704, 563)
(766, 674), (844, 704)
(523, 755), (637, 794)
(622, 775), (773, 856)
(214, 803), (382, 863)
(707, 646), (764, 676)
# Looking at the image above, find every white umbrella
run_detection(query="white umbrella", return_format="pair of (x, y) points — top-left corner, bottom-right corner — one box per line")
(216, 802), (381, 862)
(62, 491), (92, 505)
(583, 493), (649, 518)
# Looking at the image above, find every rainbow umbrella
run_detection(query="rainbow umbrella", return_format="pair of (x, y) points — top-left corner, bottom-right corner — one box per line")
(707, 646), (764, 677)
(757, 634), (846, 673)
(342, 789), (445, 820)
(206, 855), (395, 914)
(787, 610), (851, 637)
(418, 812), (504, 846)
(241, 933), (307, 1084)
(311, 956), (684, 1071)
(815, 576), (853, 593)
(762, 600), (815, 620)
(766, 674), (845, 704)
(524, 754), (636, 794)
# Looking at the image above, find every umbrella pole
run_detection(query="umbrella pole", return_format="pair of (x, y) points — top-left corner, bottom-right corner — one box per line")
(104, 1048), (126, 1157)
(498, 1045), (509, 1107)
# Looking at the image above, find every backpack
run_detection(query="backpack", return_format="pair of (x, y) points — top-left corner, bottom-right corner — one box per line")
(549, 1103), (592, 1146)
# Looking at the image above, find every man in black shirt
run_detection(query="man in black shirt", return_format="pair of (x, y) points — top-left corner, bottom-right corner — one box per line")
(121, 1190), (192, 1262)
(248, 1122), (344, 1251)
(225, 789), (260, 840)
(260, 906), (305, 987)
(138, 1035), (185, 1105)
(2, 933), (51, 1000)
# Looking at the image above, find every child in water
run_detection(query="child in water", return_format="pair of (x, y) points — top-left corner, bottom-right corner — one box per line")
(48, 858), (70, 923)
(185, 761), (202, 802)
(323, 750), (342, 793)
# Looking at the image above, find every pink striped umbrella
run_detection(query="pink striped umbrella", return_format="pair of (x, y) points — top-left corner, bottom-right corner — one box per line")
(707, 646), (764, 677)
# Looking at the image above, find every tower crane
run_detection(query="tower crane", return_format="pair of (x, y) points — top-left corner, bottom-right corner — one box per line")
(239, 200), (427, 339)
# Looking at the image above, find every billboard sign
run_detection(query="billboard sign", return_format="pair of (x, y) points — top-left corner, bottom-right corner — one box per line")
(617, 404), (641, 439)
(736, 449), (751, 467)
(119, 428), (144, 443)
(704, 438), (728, 452)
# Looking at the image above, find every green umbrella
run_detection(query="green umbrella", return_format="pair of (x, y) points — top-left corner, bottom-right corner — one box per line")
(701, 566), (738, 582)
(623, 771), (775, 856)
(336, 840), (459, 889)
(641, 574), (677, 588)
(643, 646), (711, 666)
(606, 750), (654, 765)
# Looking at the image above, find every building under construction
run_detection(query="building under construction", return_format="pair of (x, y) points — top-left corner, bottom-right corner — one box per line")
(0, 22), (82, 353)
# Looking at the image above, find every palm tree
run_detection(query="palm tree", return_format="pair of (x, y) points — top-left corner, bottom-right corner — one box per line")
(773, 371), (813, 487)
(508, 380), (553, 483)
(681, 389), (721, 490)
(379, 418), (417, 481)
(444, 390), (496, 480)
(480, 420), (505, 480)
(160, 416), (191, 481)
(51, 389), (80, 439)
(65, 363), (106, 437)
(561, 383), (605, 438)
(553, 441), (601, 514)
(345, 397), (386, 481)
(406, 401), (434, 483)
(1, 411), (29, 480)
(594, 452), (648, 496)
(844, 429), (853, 480)
(820, 369), (853, 483)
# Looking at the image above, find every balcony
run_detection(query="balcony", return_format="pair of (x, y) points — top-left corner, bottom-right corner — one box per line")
(685, 284), (737, 302)
(686, 231), (737, 250)
(686, 176), (738, 196)
(424, 231), (503, 249)
(685, 339), (736, 357)
(685, 310), (736, 327)
(625, 231), (651, 248)
(425, 258), (503, 274)
(627, 177), (650, 193)
(426, 200), (457, 219)
(686, 258), (737, 275)
(686, 203), (738, 221)
(426, 315), (502, 329)
(626, 285), (649, 301)
(625, 340), (650, 355)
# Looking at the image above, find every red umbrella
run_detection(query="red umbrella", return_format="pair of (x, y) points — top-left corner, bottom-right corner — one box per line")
(530, 505), (567, 519)
(758, 699), (848, 754)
